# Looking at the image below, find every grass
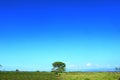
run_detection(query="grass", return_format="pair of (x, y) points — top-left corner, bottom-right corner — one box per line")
(0, 71), (120, 80)
(0, 71), (56, 80)
(60, 72), (120, 80)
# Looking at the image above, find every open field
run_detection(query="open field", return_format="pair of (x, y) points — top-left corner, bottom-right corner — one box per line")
(60, 72), (120, 80)
(0, 71), (120, 80)
(0, 72), (56, 80)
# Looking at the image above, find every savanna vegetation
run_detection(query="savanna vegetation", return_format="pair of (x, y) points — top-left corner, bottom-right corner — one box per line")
(0, 71), (120, 80)
(0, 72), (56, 80)
(0, 62), (120, 80)
(60, 72), (120, 80)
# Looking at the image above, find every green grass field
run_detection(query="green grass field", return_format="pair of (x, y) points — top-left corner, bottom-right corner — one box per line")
(0, 72), (56, 80)
(60, 72), (120, 80)
(0, 71), (120, 80)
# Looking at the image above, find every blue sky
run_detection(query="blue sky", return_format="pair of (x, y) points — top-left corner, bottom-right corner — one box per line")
(0, 0), (120, 71)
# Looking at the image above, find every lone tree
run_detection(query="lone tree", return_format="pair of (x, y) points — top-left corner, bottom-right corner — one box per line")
(115, 67), (120, 72)
(52, 61), (66, 74)
(16, 69), (19, 72)
(115, 67), (119, 71)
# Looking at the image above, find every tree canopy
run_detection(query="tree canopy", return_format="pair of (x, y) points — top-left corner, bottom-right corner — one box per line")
(52, 61), (66, 73)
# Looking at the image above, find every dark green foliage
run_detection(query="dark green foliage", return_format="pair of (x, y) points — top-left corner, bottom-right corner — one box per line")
(16, 69), (19, 72)
(52, 62), (65, 68)
(52, 61), (66, 74)
(118, 78), (120, 80)
(84, 78), (90, 80)
(36, 70), (39, 72)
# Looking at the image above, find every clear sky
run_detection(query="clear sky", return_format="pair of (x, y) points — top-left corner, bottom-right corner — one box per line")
(0, 0), (120, 71)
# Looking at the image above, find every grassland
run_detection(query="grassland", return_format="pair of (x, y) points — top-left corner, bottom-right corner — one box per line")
(60, 72), (120, 80)
(0, 71), (120, 80)
(0, 72), (56, 80)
